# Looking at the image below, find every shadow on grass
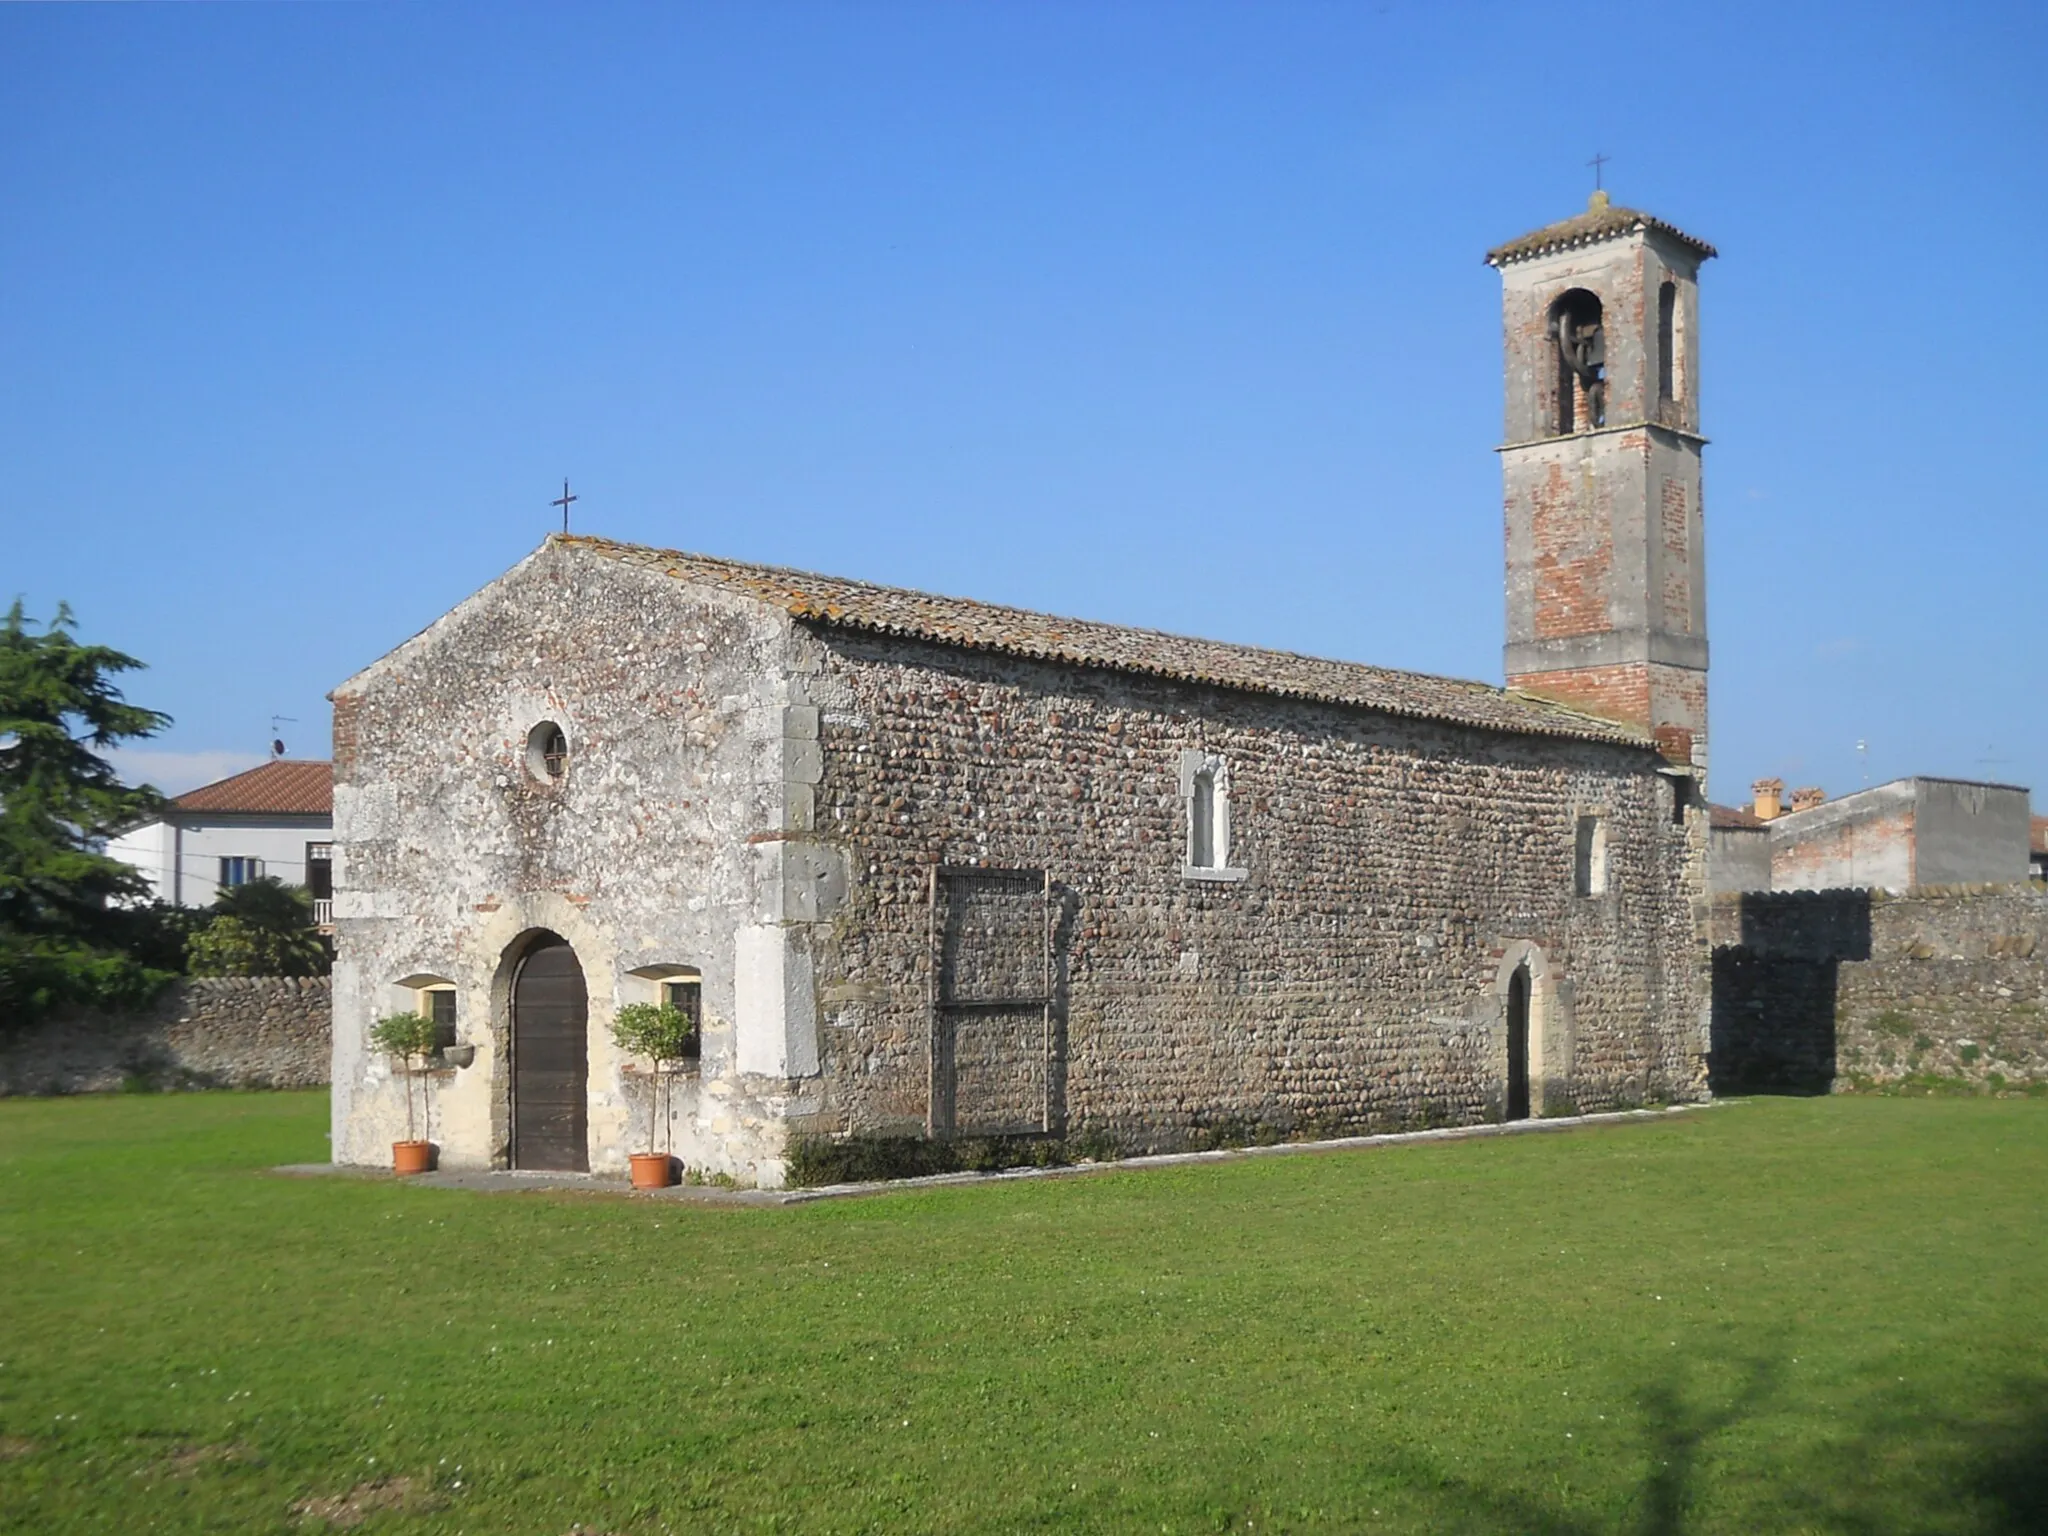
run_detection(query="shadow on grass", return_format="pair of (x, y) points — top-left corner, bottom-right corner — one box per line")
(1794, 1370), (2048, 1535)
(1360, 1355), (2048, 1535)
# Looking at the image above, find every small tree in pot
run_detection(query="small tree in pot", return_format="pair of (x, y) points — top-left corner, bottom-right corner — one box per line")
(611, 1000), (696, 1188)
(369, 1012), (440, 1175)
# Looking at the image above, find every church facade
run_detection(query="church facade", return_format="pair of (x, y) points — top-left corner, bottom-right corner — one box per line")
(329, 196), (1715, 1184)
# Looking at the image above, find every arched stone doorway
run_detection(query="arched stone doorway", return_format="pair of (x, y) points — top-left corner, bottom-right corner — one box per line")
(510, 931), (588, 1171)
(1506, 964), (1532, 1121)
(1494, 941), (1567, 1122)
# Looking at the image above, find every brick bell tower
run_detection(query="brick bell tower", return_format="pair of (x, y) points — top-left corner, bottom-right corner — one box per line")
(1487, 191), (1715, 781)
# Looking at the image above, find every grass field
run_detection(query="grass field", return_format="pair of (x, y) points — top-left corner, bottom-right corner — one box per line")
(1, 1094), (2044, 1534)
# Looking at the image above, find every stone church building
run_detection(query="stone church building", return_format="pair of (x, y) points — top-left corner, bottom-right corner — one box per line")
(331, 193), (1717, 1184)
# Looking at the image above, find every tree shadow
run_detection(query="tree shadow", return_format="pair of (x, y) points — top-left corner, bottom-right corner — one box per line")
(1970, 1381), (2048, 1533)
(1796, 1370), (2048, 1535)
(1356, 1352), (2047, 1534)
(1350, 1355), (1782, 1535)
(1631, 1355), (1781, 1534)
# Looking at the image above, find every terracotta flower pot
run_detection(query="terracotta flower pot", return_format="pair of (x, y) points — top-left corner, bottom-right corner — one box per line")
(629, 1152), (676, 1190)
(392, 1140), (433, 1176)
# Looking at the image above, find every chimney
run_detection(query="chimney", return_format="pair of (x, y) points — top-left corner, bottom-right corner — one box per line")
(1788, 786), (1827, 814)
(1752, 778), (1784, 821)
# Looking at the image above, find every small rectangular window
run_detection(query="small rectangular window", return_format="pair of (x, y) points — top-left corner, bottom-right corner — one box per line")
(1574, 816), (1609, 897)
(663, 980), (703, 1061)
(219, 856), (262, 887)
(1669, 775), (1694, 826)
(427, 989), (456, 1028)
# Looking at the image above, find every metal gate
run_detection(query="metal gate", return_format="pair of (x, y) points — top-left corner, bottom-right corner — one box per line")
(927, 865), (1053, 1137)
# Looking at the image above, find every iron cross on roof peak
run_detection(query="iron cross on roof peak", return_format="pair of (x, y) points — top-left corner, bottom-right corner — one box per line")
(1587, 152), (1610, 191)
(552, 479), (578, 533)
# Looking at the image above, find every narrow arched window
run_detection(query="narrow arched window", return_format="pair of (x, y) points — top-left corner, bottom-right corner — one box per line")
(1179, 750), (1243, 881)
(1190, 769), (1217, 869)
(1574, 814), (1609, 897)
(1657, 281), (1677, 405)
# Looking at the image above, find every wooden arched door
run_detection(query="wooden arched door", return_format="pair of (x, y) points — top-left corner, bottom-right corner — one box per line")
(511, 934), (588, 1170)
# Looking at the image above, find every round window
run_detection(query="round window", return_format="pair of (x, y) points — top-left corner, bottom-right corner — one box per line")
(525, 722), (568, 782)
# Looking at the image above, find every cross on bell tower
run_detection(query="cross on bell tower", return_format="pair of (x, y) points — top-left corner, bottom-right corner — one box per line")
(1486, 192), (1717, 780)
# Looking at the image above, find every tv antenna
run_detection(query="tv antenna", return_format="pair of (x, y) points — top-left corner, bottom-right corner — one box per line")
(270, 715), (298, 759)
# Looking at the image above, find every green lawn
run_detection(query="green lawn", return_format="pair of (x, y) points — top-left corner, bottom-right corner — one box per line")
(1, 1094), (2044, 1534)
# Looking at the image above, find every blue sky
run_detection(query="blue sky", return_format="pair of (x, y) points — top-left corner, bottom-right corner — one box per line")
(4, 1), (2043, 803)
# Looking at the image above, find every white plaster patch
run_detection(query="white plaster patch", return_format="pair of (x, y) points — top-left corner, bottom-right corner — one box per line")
(735, 925), (819, 1078)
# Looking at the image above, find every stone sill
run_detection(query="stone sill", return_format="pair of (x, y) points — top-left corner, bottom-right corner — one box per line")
(1181, 866), (1248, 884)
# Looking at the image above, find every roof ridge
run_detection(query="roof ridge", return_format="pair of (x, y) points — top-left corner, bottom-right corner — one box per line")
(553, 535), (1653, 749)
(1486, 200), (1717, 267)
(558, 533), (1523, 698)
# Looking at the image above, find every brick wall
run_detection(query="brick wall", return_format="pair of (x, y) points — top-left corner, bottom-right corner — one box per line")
(1508, 663), (1649, 727)
(1772, 808), (1915, 894)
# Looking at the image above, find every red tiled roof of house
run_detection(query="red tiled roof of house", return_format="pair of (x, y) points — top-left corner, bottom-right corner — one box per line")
(1709, 802), (1766, 830)
(172, 760), (332, 817)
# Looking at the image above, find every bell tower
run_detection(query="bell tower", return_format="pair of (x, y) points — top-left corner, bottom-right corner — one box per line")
(1487, 191), (1715, 778)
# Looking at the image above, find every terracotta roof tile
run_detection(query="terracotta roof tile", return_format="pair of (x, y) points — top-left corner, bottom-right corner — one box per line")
(1486, 194), (1716, 267)
(172, 760), (332, 817)
(1709, 802), (1766, 830)
(562, 536), (1652, 749)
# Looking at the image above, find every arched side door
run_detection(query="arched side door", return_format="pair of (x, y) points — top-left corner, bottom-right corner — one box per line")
(511, 935), (588, 1171)
(1505, 965), (1532, 1122)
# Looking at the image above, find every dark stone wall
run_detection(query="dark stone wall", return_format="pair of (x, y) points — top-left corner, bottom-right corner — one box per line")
(0, 977), (332, 1095)
(1708, 886), (2048, 1092)
(801, 627), (1709, 1152)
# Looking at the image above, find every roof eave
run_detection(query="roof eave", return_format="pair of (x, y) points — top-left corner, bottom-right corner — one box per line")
(798, 609), (1655, 751)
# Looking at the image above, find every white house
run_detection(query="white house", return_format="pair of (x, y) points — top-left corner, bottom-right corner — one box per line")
(108, 760), (335, 922)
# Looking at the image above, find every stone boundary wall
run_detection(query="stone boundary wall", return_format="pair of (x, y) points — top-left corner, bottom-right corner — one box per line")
(0, 977), (331, 1096)
(1709, 884), (2048, 1092)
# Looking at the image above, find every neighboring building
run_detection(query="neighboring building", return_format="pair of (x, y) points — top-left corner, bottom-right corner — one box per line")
(1710, 775), (2036, 894)
(330, 193), (1715, 1184)
(1707, 801), (1770, 894)
(1762, 777), (2031, 893)
(2032, 816), (2047, 882)
(107, 760), (335, 921)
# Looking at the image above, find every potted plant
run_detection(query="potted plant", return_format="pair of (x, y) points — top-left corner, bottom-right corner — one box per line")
(369, 1012), (441, 1175)
(612, 1000), (695, 1188)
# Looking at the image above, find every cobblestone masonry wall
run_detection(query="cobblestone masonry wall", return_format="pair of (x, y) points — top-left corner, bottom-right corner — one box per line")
(0, 977), (331, 1095)
(1709, 886), (2048, 1092)
(799, 628), (1709, 1151)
